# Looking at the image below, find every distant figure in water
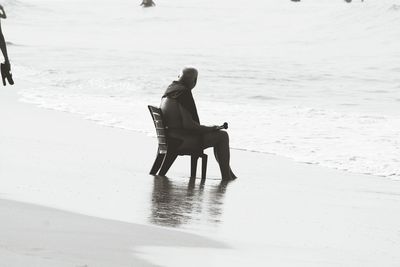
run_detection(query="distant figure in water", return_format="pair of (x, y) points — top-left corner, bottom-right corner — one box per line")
(160, 67), (237, 180)
(0, 4), (13, 86)
(141, 0), (155, 7)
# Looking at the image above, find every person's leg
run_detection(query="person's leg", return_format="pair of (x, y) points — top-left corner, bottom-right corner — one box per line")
(213, 147), (237, 179)
(202, 130), (235, 180)
(172, 134), (201, 152)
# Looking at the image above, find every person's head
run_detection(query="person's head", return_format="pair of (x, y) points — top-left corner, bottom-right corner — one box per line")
(177, 67), (198, 90)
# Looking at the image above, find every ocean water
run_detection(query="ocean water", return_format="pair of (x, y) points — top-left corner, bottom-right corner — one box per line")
(5, 0), (400, 178)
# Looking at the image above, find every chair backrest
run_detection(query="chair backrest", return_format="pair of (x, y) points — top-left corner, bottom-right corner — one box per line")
(148, 105), (168, 154)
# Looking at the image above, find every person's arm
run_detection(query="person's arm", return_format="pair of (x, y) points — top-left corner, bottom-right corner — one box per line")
(0, 5), (7, 19)
(178, 104), (218, 134)
(0, 5), (9, 64)
(0, 28), (9, 64)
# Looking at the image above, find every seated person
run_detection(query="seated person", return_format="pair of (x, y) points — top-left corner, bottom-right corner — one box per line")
(160, 67), (236, 180)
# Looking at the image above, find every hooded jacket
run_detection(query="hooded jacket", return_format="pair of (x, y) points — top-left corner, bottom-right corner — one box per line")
(160, 68), (215, 135)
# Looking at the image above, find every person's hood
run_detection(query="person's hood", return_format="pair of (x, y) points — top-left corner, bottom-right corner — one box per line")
(162, 68), (200, 123)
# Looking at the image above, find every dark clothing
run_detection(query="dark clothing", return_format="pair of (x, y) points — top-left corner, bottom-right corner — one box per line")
(160, 97), (212, 134)
(161, 69), (210, 152)
(160, 68), (236, 179)
(160, 97), (212, 152)
(160, 97), (183, 130)
(161, 76), (214, 148)
(163, 81), (200, 123)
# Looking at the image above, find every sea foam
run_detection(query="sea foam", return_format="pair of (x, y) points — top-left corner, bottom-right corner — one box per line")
(8, 0), (400, 178)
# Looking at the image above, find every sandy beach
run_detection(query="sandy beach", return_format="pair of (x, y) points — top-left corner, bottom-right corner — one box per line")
(1, 0), (400, 265)
(0, 87), (229, 266)
(0, 198), (226, 267)
(1, 86), (400, 266)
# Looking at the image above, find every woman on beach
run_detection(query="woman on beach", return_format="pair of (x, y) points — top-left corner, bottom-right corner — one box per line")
(0, 4), (13, 86)
(0, 5), (9, 62)
(160, 67), (236, 180)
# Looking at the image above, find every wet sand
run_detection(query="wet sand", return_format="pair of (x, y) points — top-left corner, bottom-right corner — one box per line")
(1, 87), (400, 266)
(0, 198), (226, 267)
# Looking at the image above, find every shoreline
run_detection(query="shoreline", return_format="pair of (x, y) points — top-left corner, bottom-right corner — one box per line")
(0, 87), (229, 266)
(2, 87), (400, 266)
(0, 197), (227, 267)
(16, 88), (398, 181)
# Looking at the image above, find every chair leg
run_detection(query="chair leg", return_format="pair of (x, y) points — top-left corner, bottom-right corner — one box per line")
(159, 152), (178, 176)
(191, 155), (199, 178)
(201, 154), (208, 179)
(150, 152), (165, 175)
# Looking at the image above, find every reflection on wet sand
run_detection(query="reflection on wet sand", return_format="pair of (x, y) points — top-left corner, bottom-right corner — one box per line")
(150, 176), (231, 229)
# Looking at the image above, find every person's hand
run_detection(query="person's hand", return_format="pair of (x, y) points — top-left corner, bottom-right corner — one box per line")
(215, 122), (228, 130)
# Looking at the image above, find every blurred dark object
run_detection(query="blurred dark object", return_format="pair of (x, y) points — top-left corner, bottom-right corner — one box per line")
(141, 0), (155, 7)
(1, 61), (13, 86)
(217, 122), (228, 130)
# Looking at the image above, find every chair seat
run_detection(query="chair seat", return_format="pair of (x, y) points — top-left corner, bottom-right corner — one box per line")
(176, 149), (204, 156)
